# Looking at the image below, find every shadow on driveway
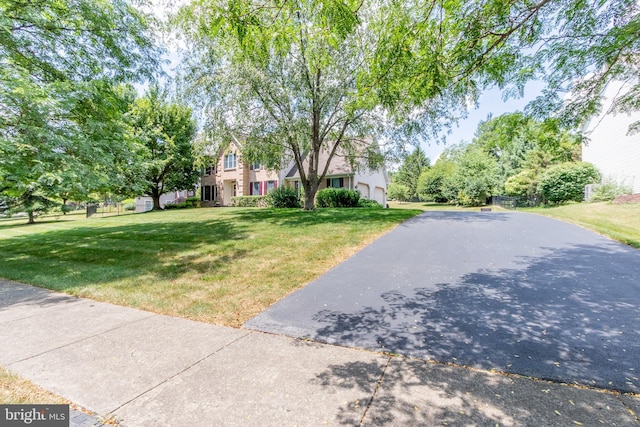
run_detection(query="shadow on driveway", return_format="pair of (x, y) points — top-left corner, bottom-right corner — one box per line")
(313, 243), (640, 393)
(246, 212), (640, 393)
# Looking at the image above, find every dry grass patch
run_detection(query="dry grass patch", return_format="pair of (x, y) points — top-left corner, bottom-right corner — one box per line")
(0, 367), (67, 404)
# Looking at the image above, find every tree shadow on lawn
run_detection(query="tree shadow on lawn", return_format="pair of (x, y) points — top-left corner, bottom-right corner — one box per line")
(227, 207), (423, 227)
(311, 242), (640, 393)
(0, 218), (250, 291)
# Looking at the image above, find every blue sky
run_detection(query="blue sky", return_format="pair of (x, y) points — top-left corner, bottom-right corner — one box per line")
(421, 80), (547, 163)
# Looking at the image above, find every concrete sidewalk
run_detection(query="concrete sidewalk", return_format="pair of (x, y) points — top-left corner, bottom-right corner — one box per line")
(1, 281), (638, 426)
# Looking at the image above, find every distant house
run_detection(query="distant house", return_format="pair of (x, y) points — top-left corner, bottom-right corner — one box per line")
(284, 143), (389, 206)
(201, 137), (389, 206)
(582, 80), (640, 194)
(135, 190), (193, 212)
(200, 137), (284, 207)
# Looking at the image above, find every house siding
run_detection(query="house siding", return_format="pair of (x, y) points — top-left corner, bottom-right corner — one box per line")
(582, 80), (640, 194)
(201, 140), (280, 206)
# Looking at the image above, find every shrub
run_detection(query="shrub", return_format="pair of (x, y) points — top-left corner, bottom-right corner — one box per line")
(538, 162), (600, 204)
(387, 183), (410, 202)
(185, 197), (201, 208)
(164, 202), (189, 209)
(589, 178), (633, 202)
(123, 203), (136, 211)
(267, 186), (301, 208)
(358, 198), (382, 208)
(316, 188), (360, 208)
(231, 196), (268, 207)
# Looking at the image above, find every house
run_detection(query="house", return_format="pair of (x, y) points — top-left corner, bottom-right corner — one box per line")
(284, 144), (389, 206)
(582, 79), (640, 194)
(200, 137), (284, 207)
(201, 137), (389, 206)
(134, 190), (193, 212)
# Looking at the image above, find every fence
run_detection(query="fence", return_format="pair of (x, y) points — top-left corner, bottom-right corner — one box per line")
(490, 196), (517, 210)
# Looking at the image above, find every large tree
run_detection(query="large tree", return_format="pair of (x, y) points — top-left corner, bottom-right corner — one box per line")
(0, 0), (160, 222)
(129, 88), (199, 210)
(176, 0), (639, 210)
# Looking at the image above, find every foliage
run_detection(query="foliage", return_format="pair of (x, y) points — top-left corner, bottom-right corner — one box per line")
(176, 0), (391, 210)
(174, 0), (640, 212)
(231, 196), (268, 208)
(123, 203), (136, 211)
(358, 199), (383, 208)
(128, 88), (199, 210)
(417, 159), (455, 202)
(504, 169), (539, 198)
(537, 162), (600, 204)
(589, 179), (633, 202)
(387, 183), (410, 203)
(395, 147), (430, 201)
(0, 0), (160, 222)
(473, 113), (582, 191)
(316, 189), (360, 208)
(165, 197), (202, 209)
(442, 146), (499, 206)
(267, 187), (302, 209)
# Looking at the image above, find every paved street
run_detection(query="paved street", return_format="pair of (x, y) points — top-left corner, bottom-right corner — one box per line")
(246, 211), (640, 393)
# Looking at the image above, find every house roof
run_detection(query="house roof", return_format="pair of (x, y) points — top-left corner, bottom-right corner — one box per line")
(285, 139), (374, 180)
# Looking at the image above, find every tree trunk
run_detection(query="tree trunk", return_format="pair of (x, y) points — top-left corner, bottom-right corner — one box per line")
(151, 188), (162, 210)
(27, 211), (35, 224)
(303, 182), (318, 210)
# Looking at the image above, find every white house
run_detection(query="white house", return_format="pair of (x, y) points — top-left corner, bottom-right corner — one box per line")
(283, 142), (389, 206)
(134, 190), (193, 212)
(582, 80), (640, 194)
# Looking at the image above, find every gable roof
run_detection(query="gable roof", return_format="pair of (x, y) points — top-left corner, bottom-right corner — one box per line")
(285, 138), (376, 180)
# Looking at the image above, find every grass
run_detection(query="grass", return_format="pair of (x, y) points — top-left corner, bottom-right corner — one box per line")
(0, 367), (67, 404)
(521, 201), (640, 248)
(0, 207), (421, 327)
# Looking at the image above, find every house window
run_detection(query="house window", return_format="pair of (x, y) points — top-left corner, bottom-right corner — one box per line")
(251, 181), (261, 196)
(267, 180), (276, 193)
(203, 164), (215, 176)
(202, 185), (217, 202)
(293, 180), (299, 190)
(250, 163), (261, 170)
(224, 153), (237, 170)
(327, 177), (344, 188)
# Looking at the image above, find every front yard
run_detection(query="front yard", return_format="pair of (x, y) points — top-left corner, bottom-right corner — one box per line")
(0, 207), (420, 327)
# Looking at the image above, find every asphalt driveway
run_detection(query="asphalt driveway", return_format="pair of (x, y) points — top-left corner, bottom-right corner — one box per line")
(245, 211), (640, 393)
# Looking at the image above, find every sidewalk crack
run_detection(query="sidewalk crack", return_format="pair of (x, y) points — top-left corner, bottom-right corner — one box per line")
(358, 355), (392, 426)
(7, 313), (157, 366)
(107, 331), (254, 416)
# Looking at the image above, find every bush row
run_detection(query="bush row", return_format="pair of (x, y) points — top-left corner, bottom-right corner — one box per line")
(165, 197), (201, 210)
(231, 195), (268, 207)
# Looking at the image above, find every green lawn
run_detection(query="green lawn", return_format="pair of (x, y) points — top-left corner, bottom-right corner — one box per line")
(521, 202), (640, 248)
(0, 207), (420, 327)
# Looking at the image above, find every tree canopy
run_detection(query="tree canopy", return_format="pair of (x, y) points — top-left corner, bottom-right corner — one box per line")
(0, 0), (160, 222)
(395, 147), (430, 201)
(128, 88), (199, 210)
(175, 0), (639, 209)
